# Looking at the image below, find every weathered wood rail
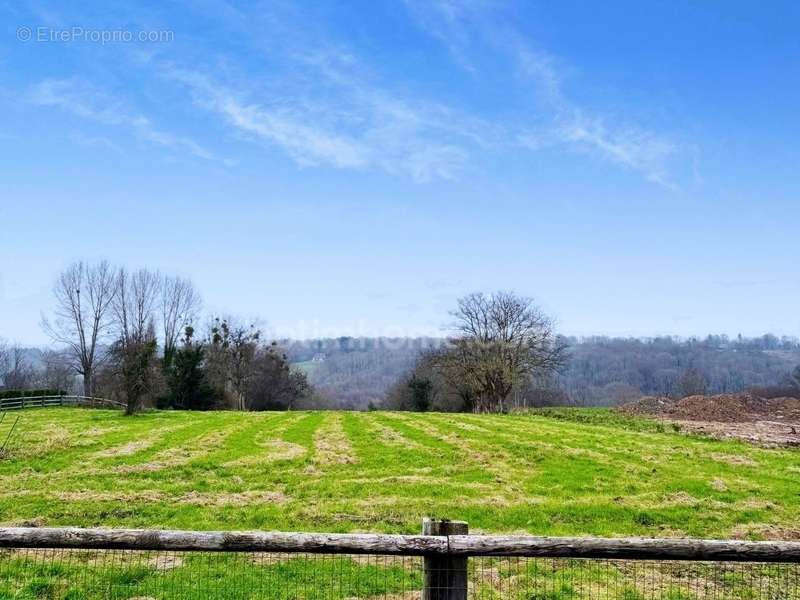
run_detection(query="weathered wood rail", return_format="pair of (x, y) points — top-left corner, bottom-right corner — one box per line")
(0, 395), (124, 411)
(3, 520), (800, 600)
(2, 525), (800, 562)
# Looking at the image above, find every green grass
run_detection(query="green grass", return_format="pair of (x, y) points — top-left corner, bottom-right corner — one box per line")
(1, 407), (799, 598)
(0, 552), (421, 599)
(0, 407), (798, 538)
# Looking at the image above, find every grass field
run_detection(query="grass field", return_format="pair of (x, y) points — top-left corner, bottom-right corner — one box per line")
(2, 407), (800, 599)
(1, 407), (799, 540)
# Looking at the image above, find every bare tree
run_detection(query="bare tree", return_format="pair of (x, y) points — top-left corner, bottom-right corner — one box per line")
(112, 268), (161, 414)
(437, 292), (566, 413)
(2, 345), (35, 390)
(160, 275), (201, 367)
(113, 268), (161, 344)
(42, 261), (117, 396)
(0, 339), (8, 387)
(206, 317), (260, 410)
(40, 349), (76, 392)
(676, 367), (708, 398)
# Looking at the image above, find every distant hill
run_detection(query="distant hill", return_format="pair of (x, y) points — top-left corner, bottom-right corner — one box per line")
(284, 337), (443, 409)
(286, 334), (800, 409)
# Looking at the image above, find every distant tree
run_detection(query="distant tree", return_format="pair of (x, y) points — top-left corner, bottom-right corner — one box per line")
(111, 327), (158, 415)
(428, 345), (479, 412)
(436, 292), (566, 413)
(160, 275), (201, 370)
(676, 367), (708, 398)
(42, 261), (117, 396)
(407, 374), (433, 412)
(164, 326), (218, 410)
(111, 268), (161, 414)
(247, 342), (311, 410)
(2, 345), (35, 390)
(39, 349), (76, 392)
(207, 317), (260, 410)
(514, 374), (574, 408)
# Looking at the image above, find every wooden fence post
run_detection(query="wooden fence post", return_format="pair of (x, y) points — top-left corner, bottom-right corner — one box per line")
(422, 518), (468, 600)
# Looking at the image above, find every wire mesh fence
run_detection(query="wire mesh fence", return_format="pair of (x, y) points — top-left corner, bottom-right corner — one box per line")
(2, 548), (799, 599)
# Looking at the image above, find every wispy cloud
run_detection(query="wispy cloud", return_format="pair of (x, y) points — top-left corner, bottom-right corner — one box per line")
(28, 78), (225, 164)
(22, 2), (690, 186)
(555, 112), (678, 189)
(160, 58), (487, 182)
(406, 0), (687, 189)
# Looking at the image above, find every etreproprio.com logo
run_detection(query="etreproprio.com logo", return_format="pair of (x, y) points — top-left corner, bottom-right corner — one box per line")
(17, 26), (174, 44)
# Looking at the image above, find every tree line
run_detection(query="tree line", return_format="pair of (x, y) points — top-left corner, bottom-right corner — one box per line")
(387, 330), (800, 412)
(4, 267), (799, 412)
(23, 260), (311, 414)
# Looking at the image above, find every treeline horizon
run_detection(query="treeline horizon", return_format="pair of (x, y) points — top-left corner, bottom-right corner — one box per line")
(1, 260), (798, 413)
(4, 332), (800, 410)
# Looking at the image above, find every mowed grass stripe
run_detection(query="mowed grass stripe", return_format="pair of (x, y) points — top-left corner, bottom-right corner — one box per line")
(100, 412), (228, 469)
(375, 412), (466, 454)
(344, 413), (429, 469)
(341, 413), (519, 509)
(0, 410), (204, 477)
(313, 412), (357, 467)
(350, 412), (424, 452)
(221, 412), (309, 469)
(2, 408), (800, 539)
(191, 411), (284, 467)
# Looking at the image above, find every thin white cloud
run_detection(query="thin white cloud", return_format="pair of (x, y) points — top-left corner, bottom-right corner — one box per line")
(162, 62), (485, 182)
(557, 113), (678, 189)
(406, 0), (688, 189)
(29, 78), (224, 164)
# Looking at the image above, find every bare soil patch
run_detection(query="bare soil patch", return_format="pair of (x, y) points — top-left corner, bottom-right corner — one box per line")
(620, 393), (800, 447)
(675, 420), (800, 448)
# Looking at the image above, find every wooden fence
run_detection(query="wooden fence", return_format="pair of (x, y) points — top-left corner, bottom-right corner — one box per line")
(0, 395), (124, 411)
(2, 519), (800, 599)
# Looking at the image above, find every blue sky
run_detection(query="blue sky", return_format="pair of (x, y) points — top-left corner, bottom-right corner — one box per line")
(1, 1), (799, 345)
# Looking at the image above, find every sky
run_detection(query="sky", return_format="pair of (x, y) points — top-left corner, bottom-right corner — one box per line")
(1, 1), (799, 346)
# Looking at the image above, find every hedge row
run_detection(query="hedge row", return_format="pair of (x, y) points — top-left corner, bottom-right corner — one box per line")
(0, 389), (68, 400)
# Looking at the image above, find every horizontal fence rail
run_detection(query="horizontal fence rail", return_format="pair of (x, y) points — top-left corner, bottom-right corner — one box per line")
(2, 522), (800, 599)
(0, 528), (444, 556)
(0, 395), (124, 411)
(2, 527), (800, 562)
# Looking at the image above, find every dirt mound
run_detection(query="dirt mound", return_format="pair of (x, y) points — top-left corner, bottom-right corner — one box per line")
(621, 396), (673, 416)
(620, 393), (800, 423)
